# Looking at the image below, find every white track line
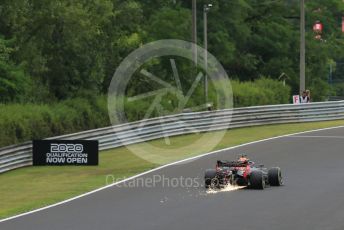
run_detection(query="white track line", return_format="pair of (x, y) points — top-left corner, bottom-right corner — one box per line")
(1, 125), (344, 223)
(288, 135), (344, 139)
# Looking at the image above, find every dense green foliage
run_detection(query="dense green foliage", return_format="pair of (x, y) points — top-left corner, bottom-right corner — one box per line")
(0, 97), (109, 147)
(232, 78), (291, 107)
(0, 79), (289, 147)
(0, 0), (343, 103)
(0, 0), (343, 145)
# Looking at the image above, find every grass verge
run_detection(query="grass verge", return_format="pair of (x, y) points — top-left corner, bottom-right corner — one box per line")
(1, 120), (344, 219)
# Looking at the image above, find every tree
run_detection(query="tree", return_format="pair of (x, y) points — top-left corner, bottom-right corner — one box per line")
(0, 36), (30, 103)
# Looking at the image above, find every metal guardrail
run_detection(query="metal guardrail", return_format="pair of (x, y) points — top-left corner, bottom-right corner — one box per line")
(1, 101), (344, 174)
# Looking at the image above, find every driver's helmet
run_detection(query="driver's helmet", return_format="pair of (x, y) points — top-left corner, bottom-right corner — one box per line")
(238, 155), (249, 163)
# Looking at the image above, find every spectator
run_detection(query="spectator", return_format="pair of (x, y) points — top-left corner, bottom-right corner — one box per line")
(300, 90), (310, 103)
(306, 90), (311, 102)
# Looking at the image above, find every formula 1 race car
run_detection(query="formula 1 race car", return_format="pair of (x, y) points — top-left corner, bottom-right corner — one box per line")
(204, 155), (283, 190)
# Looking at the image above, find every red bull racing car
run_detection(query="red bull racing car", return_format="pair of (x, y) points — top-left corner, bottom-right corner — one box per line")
(204, 155), (283, 189)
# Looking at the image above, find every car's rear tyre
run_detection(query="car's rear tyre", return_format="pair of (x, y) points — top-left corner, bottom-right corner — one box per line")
(249, 171), (265, 190)
(268, 167), (282, 186)
(205, 169), (217, 188)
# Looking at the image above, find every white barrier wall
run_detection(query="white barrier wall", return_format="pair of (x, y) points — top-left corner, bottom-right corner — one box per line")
(1, 101), (344, 173)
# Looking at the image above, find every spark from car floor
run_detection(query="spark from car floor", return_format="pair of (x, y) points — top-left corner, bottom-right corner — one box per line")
(206, 184), (246, 194)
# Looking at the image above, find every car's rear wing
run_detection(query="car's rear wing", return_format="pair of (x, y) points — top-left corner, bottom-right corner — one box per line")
(217, 160), (247, 168)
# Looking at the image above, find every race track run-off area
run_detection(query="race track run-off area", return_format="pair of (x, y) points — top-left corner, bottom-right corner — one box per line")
(1, 127), (344, 230)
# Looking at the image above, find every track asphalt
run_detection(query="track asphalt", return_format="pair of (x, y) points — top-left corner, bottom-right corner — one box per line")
(1, 127), (344, 230)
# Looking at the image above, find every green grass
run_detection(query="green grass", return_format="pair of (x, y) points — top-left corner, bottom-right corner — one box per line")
(1, 120), (344, 219)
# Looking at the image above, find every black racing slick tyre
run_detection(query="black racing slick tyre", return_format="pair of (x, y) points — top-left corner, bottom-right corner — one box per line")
(268, 167), (283, 186)
(204, 169), (217, 188)
(249, 171), (265, 190)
